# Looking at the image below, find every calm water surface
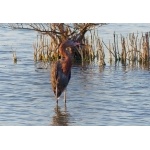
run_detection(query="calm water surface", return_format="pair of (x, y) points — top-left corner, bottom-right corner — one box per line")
(0, 24), (150, 125)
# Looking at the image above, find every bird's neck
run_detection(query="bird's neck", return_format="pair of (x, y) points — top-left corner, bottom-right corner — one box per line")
(59, 45), (71, 58)
(59, 45), (72, 75)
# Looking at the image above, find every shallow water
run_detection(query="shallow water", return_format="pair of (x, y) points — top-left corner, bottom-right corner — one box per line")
(0, 24), (150, 125)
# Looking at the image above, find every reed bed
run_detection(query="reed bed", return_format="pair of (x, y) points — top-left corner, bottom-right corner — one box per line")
(33, 30), (102, 64)
(33, 30), (150, 67)
(102, 31), (150, 66)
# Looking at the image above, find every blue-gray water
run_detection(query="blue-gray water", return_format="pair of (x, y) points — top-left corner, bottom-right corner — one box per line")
(0, 24), (150, 125)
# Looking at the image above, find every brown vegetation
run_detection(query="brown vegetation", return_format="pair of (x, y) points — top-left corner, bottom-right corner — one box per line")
(8, 23), (107, 65)
(8, 24), (150, 67)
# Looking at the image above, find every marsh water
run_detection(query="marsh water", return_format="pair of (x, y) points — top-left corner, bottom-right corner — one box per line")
(1, 24), (150, 125)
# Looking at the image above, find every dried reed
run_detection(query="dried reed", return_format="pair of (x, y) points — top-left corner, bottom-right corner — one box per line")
(33, 30), (150, 67)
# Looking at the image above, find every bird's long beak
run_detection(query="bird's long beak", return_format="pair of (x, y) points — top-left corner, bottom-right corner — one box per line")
(74, 42), (80, 46)
(75, 43), (86, 48)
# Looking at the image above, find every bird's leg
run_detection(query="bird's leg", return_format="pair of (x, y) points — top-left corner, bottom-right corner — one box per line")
(56, 86), (58, 104)
(64, 89), (66, 103)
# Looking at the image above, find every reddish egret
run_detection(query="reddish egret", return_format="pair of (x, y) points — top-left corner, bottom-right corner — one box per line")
(51, 39), (80, 103)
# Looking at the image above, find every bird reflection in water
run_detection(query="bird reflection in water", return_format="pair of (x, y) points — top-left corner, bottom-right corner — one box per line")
(51, 105), (70, 126)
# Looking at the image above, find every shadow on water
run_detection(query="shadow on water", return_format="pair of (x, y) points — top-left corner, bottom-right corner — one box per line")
(50, 104), (70, 126)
